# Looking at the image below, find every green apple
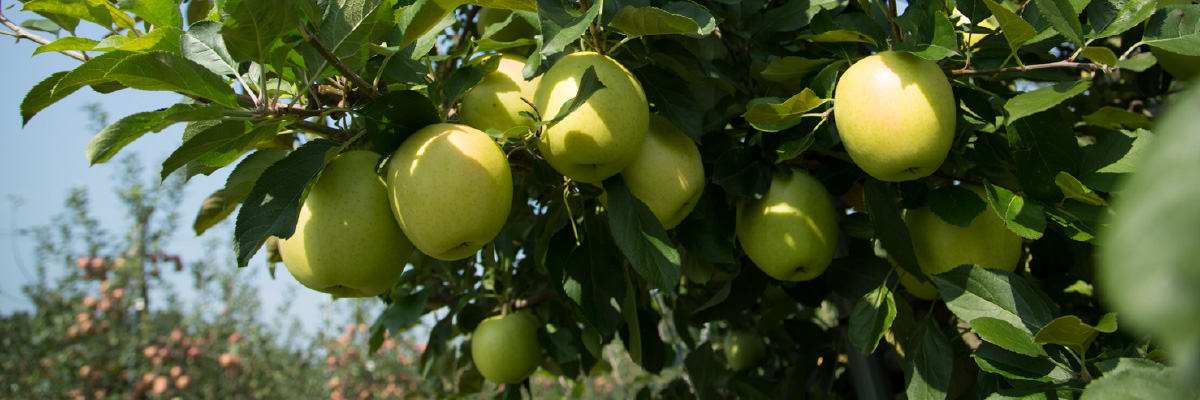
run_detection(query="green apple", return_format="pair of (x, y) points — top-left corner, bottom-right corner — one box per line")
(535, 51), (649, 183)
(833, 51), (956, 182)
(471, 311), (542, 384)
(895, 185), (1024, 300)
(278, 150), (414, 298)
(724, 331), (766, 371)
(475, 8), (538, 43)
(459, 55), (540, 134)
(736, 169), (839, 281)
(386, 123), (513, 261)
(618, 115), (706, 229)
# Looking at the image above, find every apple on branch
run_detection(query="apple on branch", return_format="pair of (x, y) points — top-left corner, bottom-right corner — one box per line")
(278, 150), (414, 298)
(736, 169), (839, 282)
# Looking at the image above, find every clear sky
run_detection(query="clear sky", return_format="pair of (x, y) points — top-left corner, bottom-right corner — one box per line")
(0, 10), (344, 336)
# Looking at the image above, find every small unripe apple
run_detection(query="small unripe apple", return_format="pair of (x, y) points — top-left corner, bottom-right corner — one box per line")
(535, 52), (649, 183)
(459, 55), (540, 134)
(834, 51), (956, 181)
(894, 185), (1024, 300)
(471, 311), (542, 384)
(724, 331), (767, 371)
(387, 124), (513, 261)
(736, 169), (840, 281)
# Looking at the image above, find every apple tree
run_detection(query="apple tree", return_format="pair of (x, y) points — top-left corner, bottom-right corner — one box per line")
(4, 0), (1200, 397)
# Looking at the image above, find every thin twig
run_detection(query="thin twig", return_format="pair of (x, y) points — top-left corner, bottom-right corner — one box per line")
(0, 5), (89, 61)
(951, 61), (1101, 76)
(888, 0), (902, 45)
(299, 25), (379, 99)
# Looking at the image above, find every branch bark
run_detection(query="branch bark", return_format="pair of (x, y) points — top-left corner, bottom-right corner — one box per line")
(300, 25), (379, 99)
(0, 5), (89, 61)
(951, 61), (1102, 76)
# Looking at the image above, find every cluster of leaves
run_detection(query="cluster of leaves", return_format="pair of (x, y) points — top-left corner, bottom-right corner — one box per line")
(7, 0), (1200, 397)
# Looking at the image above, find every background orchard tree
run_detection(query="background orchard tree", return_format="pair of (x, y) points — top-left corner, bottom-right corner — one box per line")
(3, 0), (1200, 397)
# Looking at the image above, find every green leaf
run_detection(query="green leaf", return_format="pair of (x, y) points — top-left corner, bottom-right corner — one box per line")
(541, 66), (607, 127)
(561, 233), (627, 340)
(983, 182), (1047, 239)
(675, 191), (736, 264)
(690, 266), (770, 323)
(117, 26), (184, 53)
(603, 176), (683, 292)
(905, 315), (953, 400)
(1080, 46), (1118, 67)
(934, 264), (1056, 334)
(957, 0), (994, 25)
(981, 0), (1037, 50)
(86, 103), (222, 165)
(222, 0), (297, 62)
(1033, 314), (1116, 356)
(182, 20), (238, 76)
(224, 149), (290, 212)
(609, 4), (712, 38)
(441, 61), (488, 104)
(864, 179), (923, 282)
(107, 52), (240, 107)
(971, 317), (1047, 357)
(358, 90), (443, 156)
(1098, 86), (1200, 360)
(973, 342), (1069, 381)
(537, 0), (600, 57)
(685, 343), (720, 396)
(372, 289), (432, 344)
(1054, 172), (1108, 206)
(193, 189), (232, 236)
(33, 37), (99, 55)
(755, 0), (847, 34)
(161, 120), (251, 180)
(234, 139), (342, 267)
(117, 0), (183, 29)
(1004, 81), (1091, 123)
(1086, 0), (1155, 38)
(925, 185), (987, 228)
(1080, 365), (1194, 400)
(20, 71), (75, 125)
(393, 0), (459, 51)
(1116, 51), (1157, 71)
(798, 29), (878, 46)
(1142, 5), (1200, 56)
(310, 0), (397, 73)
(22, 0), (136, 30)
(760, 57), (837, 83)
(92, 34), (133, 51)
(743, 89), (828, 132)
(1008, 111), (1081, 203)
(894, 11), (959, 61)
(1033, 0), (1084, 47)
(712, 147), (770, 198)
(1082, 128), (1153, 176)
(635, 66), (703, 144)
(849, 283), (896, 355)
(1083, 106), (1152, 131)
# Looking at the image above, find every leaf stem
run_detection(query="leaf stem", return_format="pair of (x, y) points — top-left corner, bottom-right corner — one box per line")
(951, 60), (1102, 76)
(299, 24), (379, 99)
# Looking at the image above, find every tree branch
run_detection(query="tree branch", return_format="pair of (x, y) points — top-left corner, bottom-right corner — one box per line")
(951, 61), (1102, 76)
(0, 5), (89, 61)
(299, 25), (379, 99)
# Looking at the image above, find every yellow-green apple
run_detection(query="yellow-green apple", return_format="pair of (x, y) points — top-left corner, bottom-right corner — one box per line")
(833, 51), (956, 181)
(894, 185), (1024, 300)
(724, 331), (766, 371)
(618, 115), (706, 229)
(736, 169), (839, 281)
(475, 8), (538, 43)
(459, 55), (540, 133)
(471, 311), (542, 384)
(535, 51), (649, 183)
(278, 150), (413, 298)
(386, 123), (513, 261)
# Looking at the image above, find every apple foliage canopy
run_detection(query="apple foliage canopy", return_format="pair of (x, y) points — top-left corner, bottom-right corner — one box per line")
(6, 0), (1200, 397)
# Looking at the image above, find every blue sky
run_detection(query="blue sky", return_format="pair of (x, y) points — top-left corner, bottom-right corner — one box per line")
(0, 10), (344, 335)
